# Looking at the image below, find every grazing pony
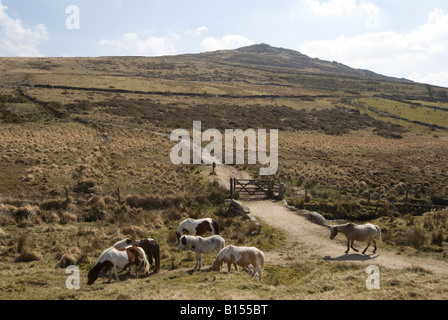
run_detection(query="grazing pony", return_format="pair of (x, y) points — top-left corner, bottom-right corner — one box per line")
(87, 246), (149, 285)
(176, 217), (220, 240)
(329, 223), (382, 254)
(212, 245), (265, 281)
(114, 238), (161, 272)
(177, 235), (225, 271)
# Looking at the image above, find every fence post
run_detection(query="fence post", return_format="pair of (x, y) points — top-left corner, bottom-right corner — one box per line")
(278, 182), (285, 200)
(230, 178), (233, 199)
(268, 179), (273, 198)
(233, 178), (236, 197)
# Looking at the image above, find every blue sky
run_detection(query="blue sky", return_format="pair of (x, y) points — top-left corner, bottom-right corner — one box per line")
(1, 0), (448, 87)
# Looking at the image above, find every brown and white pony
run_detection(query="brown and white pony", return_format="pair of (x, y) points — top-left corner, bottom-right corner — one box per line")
(329, 223), (382, 254)
(87, 246), (149, 285)
(114, 238), (161, 273)
(176, 217), (220, 240)
(177, 235), (225, 271)
(211, 245), (265, 281)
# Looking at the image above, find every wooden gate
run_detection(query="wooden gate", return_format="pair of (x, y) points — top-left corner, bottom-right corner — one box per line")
(230, 178), (278, 198)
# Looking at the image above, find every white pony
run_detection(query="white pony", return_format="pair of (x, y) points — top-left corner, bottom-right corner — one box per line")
(87, 246), (149, 285)
(177, 235), (225, 271)
(329, 223), (382, 254)
(176, 217), (220, 240)
(212, 245), (265, 281)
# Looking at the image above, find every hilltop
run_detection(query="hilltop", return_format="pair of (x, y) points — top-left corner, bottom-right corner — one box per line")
(198, 43), (395, 80)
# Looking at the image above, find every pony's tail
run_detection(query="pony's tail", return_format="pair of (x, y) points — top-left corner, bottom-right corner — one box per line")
(256, 251), (265, 281)
(375, 226), (382, 241)
(258, 251), (265, 271)
(212, 220), (220, 235)
(138, 247), (150, 275)
(154, 241), (161, 273)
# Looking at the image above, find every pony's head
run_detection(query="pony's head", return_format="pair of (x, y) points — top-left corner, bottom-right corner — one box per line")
(329, 226), (338, 240)
(177, 235), (196, 250)
(87, 267), (97, 285)
(211, 257), (221, 271)
(87, 261), (112, 285)
(177, 235), (187, 250)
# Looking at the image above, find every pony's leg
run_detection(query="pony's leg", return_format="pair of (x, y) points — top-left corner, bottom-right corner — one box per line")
(227, 262), (232, 272)
(345, 240), (350, 254)
(350, 239), (359, 252)
(234, 263), (238, 272)
(196, 252), (202, 271)
(113, 266), (119, 282)
(255, 267), (262, 281)
(362, 239), (371, 254)
(251, 266), (257, 278)
(372, 239), (377, 254)
(107, 269), (112, 283)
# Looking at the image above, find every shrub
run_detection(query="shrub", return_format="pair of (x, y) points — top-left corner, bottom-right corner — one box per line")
(12, 205), (40, 221)
(58, 253), (77, 268)
(15, 233), (41, 262)
(431, 230), (444, 247)
(405, 226), (426, 249)
(125, 193), (186, 210)
(40, 198), (71, 211)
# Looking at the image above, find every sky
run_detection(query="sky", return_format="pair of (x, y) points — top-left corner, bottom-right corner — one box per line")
(1, 0), (448, 87)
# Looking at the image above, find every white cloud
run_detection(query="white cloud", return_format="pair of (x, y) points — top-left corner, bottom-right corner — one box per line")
(185, 25), (208, 36)
(99, 30), (179, 56)
(0, 0), (49, 57)
(302, 0), (380, 29)
(201, 35), (255, 52)
(298, 7), (448, 86)
(195, 26), (208, 36)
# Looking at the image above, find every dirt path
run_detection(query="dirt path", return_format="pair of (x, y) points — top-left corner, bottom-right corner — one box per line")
(210, 164), (448, 277)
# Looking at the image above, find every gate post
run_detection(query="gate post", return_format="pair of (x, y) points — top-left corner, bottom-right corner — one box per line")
(267, 179), (273, 198)
(278, 182), (286, 200)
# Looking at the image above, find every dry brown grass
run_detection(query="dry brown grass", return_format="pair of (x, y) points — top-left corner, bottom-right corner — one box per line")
(0, 53), (447, 300)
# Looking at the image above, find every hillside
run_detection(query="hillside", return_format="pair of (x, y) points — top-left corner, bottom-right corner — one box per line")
(1, 44), (447, 136)
(0, 44), (447, 300)
(1, 43), (448, 204)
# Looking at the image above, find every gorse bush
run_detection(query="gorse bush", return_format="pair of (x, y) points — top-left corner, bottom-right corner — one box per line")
(405, 226), (426, 249)
(125, 193), (187, 210)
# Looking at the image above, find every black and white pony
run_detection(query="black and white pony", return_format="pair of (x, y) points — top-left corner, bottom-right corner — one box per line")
(87, 246), (149, 285)
(176, 217), (220, 240)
